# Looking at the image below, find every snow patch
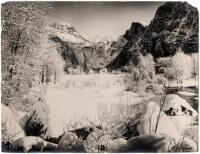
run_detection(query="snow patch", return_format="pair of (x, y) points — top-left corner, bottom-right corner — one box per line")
(178, 91), (197, 96)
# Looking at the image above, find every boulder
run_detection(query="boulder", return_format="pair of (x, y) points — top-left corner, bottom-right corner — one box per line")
(181, 126), (198, 144)
(24, 110), (48, 139)
(125, 134), (171, 152)
(163, 94), (198, 134)
(107, 138), (127, 152)
(137, 101), (197, 152)
(24, 99), (49, 139)
(46, 134), (64, 144)
(164, 94), (197, 117)
(169, 115), (197, 133)
(1, 104), (25, 144)
(69, 127), (94, 140)
(84, 129), (112, 152)
(11, 136), (57, 152)
(66, 122), (95, 140)
(137, 101), (182, 143)
(12, 110), (29, 130)
(57, 132), (84, 152)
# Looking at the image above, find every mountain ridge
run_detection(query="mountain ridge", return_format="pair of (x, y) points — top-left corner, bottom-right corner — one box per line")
(106, 2), (199, 71)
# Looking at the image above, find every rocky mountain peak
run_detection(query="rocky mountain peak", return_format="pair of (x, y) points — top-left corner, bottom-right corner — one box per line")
(48, 22), (90, 45)
(124, 22), (145, 40)
(148, 2), (198, 33)
(107, 2), (198, 70)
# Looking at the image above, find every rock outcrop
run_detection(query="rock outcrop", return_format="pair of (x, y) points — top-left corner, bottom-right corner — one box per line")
(84, 129), (111, 152)
(48, 23), (110, 72)
(57, 132), (84, 152)
(1, 104), (25, 144)
(162, 94), (198, 145)
(137, 101), (182, 143)
(164, 94), (197, 117)
(24, 99), (49, 139)
(107, 138), (127, 152)
(137, 101), (197, 152)
(11, 136), (57, 152)
(125, 134), (170, 152)
(107, 2), (198, 70)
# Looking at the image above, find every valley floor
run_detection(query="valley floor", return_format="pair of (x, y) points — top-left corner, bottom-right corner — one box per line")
(2, 73), (199, 152)
(46, 74), (128, 137)
(45, 74), (199, 138)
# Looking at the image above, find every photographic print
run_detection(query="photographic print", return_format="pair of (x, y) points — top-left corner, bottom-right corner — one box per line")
(1, 1), (199, 152)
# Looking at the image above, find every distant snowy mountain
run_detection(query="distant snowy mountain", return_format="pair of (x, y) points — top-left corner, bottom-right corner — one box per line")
(48, 22), (91, 46)
(91, 35), (127, 59)
(47, 23), (111, 70)
(91, 36), (114, 43)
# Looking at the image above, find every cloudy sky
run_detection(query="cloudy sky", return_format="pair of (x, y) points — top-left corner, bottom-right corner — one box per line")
(49, 2), (164, 40)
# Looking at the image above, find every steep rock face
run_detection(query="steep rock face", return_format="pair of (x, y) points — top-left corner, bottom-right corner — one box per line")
(106, 36), (128, 63)
(48, 23), (109, 71)
(107, 2), (198, 70)
(124, 22), (145, 41)
(146, 2), (198, 58)
(107, 23), (145, 70)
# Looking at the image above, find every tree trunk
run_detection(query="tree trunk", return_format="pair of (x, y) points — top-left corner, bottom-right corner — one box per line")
(9, 32), (22, 79)
(11, 32), (22, 55)
(42, 65), (45, 83)
(14, 32), (21, 55)
(46, 65), (48, 84)
(8, 59), (15, 79)
(54, 71), (56, 84)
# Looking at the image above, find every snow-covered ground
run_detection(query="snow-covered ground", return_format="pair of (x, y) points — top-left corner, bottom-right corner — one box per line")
(45, 75), (199, 138)
(178, 91), (197, 96)
(45, 74), (136, 137)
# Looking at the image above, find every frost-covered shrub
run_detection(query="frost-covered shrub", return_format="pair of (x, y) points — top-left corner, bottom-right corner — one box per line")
(172, 51), (193, 81)
(125, 73), (156, 97)
(156, 52), (195, 83)
(153, 84), (165, 96)
(98, 100), (145, 140)
(154, 75), (168, 86)
(164, 67), (177, 81)
(156, 57), (172, 74)
(125, 53), (156, 96)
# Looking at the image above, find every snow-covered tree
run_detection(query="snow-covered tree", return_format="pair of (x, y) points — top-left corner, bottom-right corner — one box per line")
(143, 53), (155, 80)
(171, 51), (193, 83)
(155, 57), (172, 74)
(39, 35), (65, 84)
(1, 2), (52, 105)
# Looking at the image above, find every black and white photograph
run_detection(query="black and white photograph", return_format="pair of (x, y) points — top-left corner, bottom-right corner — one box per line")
(1, 1), (199, 152)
